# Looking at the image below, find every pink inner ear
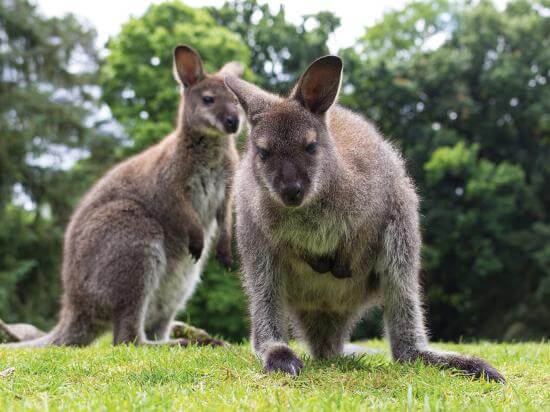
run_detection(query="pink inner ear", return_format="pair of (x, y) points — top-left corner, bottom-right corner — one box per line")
(187, 73), (197, 85)
(304, 86), (320, 108)
(182, 60), (198, 84)
(300, 65), (338, 112)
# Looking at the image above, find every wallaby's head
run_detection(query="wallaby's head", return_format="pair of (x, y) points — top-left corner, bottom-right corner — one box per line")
(174, 45), (244, 136)
(225, 55), (342, 207)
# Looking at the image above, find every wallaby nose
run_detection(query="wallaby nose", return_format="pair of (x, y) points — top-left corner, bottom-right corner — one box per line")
(224, 115), (239, 133)
(280, 183), (303, 207)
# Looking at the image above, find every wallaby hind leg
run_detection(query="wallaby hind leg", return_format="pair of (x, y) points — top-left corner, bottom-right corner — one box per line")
(294, 310), (352, 359)
(113, 295), (226, 347)
(50, 308), (104, 346)
(380, 207), (505, 382)
(144, 275), (190, 341)
(144, 315), (172, 342)
(113, 306), (225, 347)
(112, 302), (145, 345)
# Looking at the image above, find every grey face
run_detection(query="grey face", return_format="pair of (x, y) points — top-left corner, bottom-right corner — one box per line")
(225, 54), (343, 207)
(185, 77), (241, 136)
(173, 44), (243, 136)
(251, 106), (324, 207)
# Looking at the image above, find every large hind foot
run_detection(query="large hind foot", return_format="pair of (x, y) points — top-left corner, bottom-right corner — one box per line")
(395, 348), (505, 383)
(174, 337), (229, 347)
(169, 321), (212, 340)
(417, 349), (505, 383)
(139, 337), (228, 347)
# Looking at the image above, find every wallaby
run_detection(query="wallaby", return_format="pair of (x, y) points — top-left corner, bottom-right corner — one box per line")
(2, 45), (242, 348)
(225, 56), (505, 382)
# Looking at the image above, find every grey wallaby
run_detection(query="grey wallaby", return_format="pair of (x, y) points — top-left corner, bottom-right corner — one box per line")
(225, 55), (505, 382)
(2, 45), (242, 348)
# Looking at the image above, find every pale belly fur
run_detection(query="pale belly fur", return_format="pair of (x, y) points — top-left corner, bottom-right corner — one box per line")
(145, 164), (225, 326)
(283, 256), (382, 314)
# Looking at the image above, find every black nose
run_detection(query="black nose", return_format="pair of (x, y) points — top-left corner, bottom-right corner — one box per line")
(224, 115), (239, 133)
(280, 183), (303, 207)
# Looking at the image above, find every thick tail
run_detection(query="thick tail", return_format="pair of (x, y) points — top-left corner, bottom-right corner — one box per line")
(0, 312), (101, 349)
(0, 330), (59, 348)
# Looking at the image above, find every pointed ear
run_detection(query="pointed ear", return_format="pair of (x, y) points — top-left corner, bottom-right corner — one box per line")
(173, 45), (205, 87)
(218, 61), (244, 78)
(224, 76), (278, 123)
(292, 55), (342, 115)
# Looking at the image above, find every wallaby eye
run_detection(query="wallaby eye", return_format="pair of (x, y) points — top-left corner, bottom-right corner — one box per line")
(305, 142), (318, 154)
(202, 95), (214, 105)
(258, 148), (270, 161)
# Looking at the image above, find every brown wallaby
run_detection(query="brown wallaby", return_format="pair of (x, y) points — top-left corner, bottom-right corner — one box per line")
(225, 56), (505, 382)
(2, 45), (241, 348)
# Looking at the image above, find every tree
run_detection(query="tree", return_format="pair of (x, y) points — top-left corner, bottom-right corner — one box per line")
(209, 0), (340, 94)
(0, 0), (117, 328)
(342, 0), (549, 340)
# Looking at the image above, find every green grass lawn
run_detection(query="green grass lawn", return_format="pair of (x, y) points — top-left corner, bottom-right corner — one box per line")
(0, 338), (548, 411)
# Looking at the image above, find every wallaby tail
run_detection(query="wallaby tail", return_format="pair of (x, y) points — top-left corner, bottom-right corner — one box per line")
(0, 330), (59, 348)
(0, 312), (100, 349)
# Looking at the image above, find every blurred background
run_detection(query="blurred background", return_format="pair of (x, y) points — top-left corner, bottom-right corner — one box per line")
(0, 0), (548, 343)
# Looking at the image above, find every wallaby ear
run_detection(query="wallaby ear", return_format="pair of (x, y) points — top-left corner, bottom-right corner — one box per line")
(224, 76), (278, 123)
(219, 61), (244, 78)
(173, 45), (205, 87)
(292, 55), (342, 115)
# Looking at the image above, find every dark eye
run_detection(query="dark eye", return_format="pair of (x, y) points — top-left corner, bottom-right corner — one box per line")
(258, 148), (270, 161)
(202, 96), (214, 105)
(305, 142), (318, 154)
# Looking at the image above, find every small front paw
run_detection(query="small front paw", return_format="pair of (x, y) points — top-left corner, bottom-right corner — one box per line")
(331, 261), (352, 278)
(264, 346), (304, 376)
(188, 231), (204, 261)
(303, 253), (334, 273)
(216, 241), (233, 269)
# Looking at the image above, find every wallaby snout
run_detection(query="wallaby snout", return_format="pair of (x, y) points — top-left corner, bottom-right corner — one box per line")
(275, 159), (308, 207)
(280, 181), (303, 207)
(222, 107), (239, 134)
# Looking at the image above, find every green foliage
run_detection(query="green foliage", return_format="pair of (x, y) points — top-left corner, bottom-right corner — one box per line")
(100, 1), (250, 154)
(1, 340), (549, 410)
(343, 0), (549, 340)
(209, 0), (340, 93)
(0, 0), (118, 329)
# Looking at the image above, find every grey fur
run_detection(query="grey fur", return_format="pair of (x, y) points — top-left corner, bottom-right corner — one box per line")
(1, 45), (239, 349)
(225, 55), (505, 382)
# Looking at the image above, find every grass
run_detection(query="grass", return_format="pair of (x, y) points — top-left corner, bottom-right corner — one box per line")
(0, 338), (548, 411)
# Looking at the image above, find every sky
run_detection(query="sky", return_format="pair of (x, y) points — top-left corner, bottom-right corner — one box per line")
(36, 0), (436, 53)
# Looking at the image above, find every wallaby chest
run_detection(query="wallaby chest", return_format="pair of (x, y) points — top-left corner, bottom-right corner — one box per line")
(187, 163), (226, 226)
(272, 206), (350, 256)
(269, 207), (382, 313)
